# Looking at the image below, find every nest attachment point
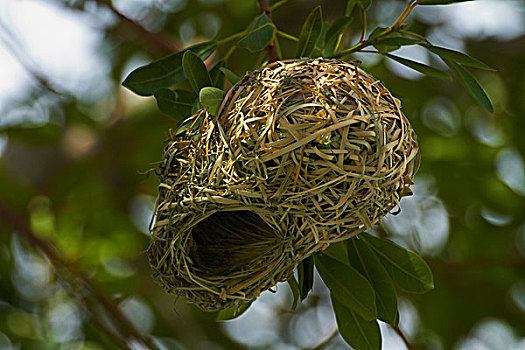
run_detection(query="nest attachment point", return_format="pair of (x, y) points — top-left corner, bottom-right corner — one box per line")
(148, 58), (420, 311)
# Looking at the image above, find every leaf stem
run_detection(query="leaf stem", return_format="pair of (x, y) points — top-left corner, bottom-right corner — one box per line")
(337, 27), (392, 57)
(277, 30), (299, 42)
(223, 45), (237, 63)
(399, 30), (430, 43)
(269, 0), (288, 12)
(217, 31), (246, 45)
(359, 8), (367, 43)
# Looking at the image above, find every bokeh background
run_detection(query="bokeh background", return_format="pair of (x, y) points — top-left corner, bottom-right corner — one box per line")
(1, 0), (525, 349)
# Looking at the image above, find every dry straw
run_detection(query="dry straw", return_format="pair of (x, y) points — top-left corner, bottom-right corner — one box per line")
(148, 58), (419, 311)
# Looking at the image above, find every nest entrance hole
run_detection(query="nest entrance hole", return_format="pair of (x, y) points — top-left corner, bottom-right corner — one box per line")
(189, 211), (280, 275)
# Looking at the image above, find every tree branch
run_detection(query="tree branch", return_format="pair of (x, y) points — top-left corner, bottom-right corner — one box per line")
(94, 0), (179, 55)
(392, 325), (413, 350)
(0, 201), (155, 350)
(257, 0), (280, 63)
(311, 329), (339, 350)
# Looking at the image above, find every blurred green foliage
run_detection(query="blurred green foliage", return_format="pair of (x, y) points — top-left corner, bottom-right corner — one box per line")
(1, 0), (525, 349)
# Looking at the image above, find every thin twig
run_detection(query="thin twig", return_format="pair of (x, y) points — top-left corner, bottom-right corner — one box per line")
(337, 0), (421, 58)
(392, 0), (418, 29)
(0, 201), (155, 350)
(257, 0), (280, 63)
(392, 325), (413, 350)
(0, 21), (66, 97)
(94, 0), (179, 55)
(311, 329), (339, 350)
(399, 30), (430, 44)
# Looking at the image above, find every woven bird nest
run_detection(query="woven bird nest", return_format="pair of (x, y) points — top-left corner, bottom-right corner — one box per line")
(148, 58), (419, 311)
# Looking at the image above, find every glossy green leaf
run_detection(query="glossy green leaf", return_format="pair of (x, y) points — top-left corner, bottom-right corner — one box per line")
(199, 87), (224, 115)
(154, 88), (196, 121)
(373, 37), (419, 53)
(313, 22), (329, 56)
(209, 61), (225, 88)
(315, 254), (377, 321)
(324, 16), (352, 48)
(287, 276), (300, 310)
(360, 233), (434, 294)
(295, 6), (323, 58)
(332, 297), (381, 350)
(347, 238), (399, 326)
(445, 59), (494, 113)
(420, 44), (495, 70)
(237, 13), (276, 52)
(357, 0), (372, 10)
(386, 54), (452, 81)
(324, 242), (349, 265)
(182, 51), (212, 93)
(216, 301), (253, 321)
(219, 67), (240, 85)
(122, 41), (217, 96)
(418, 0), (474, 4)
(345, 0), (357, 15)
(298, 257), (314, 301)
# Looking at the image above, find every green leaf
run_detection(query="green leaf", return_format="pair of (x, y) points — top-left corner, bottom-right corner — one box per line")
(357, 0), (372, 10)
(420, 44), (495, 71)
(345, 0), (357, 15)
(237, 13), (276, 52)
(199, 87), (225, 115)
(360, 233), (434, 294)
(373, 37), (420, 53)
(332, 297), (381, 350)
(324, 16), (352, 48)
(347, 238), (399, 326)
(219, 67), (240, 85)
(386, 54), (452, 81)
(122, 41), (217, 96)
(298, 257), (314, 301)
(216, 301), (253, 321)
(315, 254), (377, 321)
(418, 0), (474, 4)
(153, 88), (196, 121)
(313, 22), (330, 57)
(445, 59), (494, 113)
(295, 6), (323, 58)
(209, 61), (225, 88)
(324, 242), (349, 265)
(182, 51), (212, 93)
(287, 276), (300, 310)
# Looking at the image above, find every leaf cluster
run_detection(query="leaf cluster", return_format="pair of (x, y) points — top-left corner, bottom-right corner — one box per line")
(119, 1), (498, 348)
(121, 0), (494, 125)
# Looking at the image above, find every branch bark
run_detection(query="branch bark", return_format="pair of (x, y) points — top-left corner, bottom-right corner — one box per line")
(392, 325), (413, 350)
(0, 201), (155, 350)
(94, 0), (179, 55)
(257, 0), (280, 63)
(311, 329), (338, 350)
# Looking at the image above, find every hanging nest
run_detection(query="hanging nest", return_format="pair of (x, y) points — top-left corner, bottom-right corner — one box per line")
(148, 58), (420, 311)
